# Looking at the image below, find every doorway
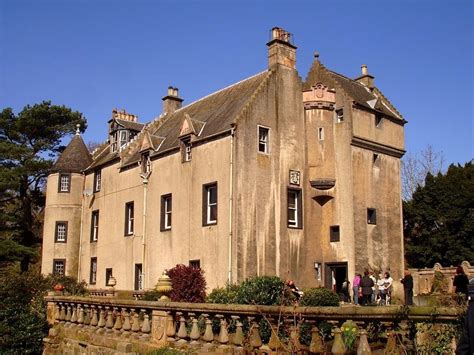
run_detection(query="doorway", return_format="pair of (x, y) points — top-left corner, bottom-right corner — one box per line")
(325, 262), (348, 294)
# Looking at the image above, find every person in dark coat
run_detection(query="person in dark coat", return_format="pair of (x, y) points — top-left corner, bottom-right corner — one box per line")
(400, 270), (414, 305)
(453, 265), (469, 303)
(360, 271), (374, 306)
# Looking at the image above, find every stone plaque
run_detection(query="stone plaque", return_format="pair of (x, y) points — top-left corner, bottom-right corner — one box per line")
(289, 170), (300, 186)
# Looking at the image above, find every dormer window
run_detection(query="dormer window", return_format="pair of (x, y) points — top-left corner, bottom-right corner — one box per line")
(108, 109), (143, 153)
(181, 136), (192, 163)
(141, 152), (151, 174)
(375, 113), (383, 128)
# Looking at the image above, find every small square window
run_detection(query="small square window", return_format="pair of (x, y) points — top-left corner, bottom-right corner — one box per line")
(161, 194), (172, 231)
(258, 126), (269, 153)
(203, 182), (218, 226)
(93, 170), (101, 192)
(90, 257), (97, 285)
(367, 208), (377, 225)
(181, 137), (192, 162)
(58, 174), (71, 193)
(55, 221), (68, 243)
(189, 260), (201, 269)
(125, 202), (134, 235)
(53, 259), (65, 276)
(336, 109), (344, 123)
(330, 225), (340, 242)
(90, 210), (99, 242)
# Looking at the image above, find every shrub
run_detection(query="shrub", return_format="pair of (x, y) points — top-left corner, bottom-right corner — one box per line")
(431, 271), (449, 293)
(206, 284), (239, 304)
(44, 274), (89, 296)
(142, 289), (160, 301)
(166, 264), (206, 303)
(235, 276), (294, 305)
(300, 287), (340, 307)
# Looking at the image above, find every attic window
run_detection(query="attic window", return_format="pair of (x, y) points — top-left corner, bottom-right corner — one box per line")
(258, 126), (269, 153)
(141, 153), (151, 174)
(336, 109), (344, 123)
(181, 137), (192, 163)
(375, 113), (383, 128)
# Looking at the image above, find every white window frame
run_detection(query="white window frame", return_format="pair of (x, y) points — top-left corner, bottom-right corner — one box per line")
(336, 109), (344, 123)
(185, 144), (192, 162)
(125, 202), (134, 235)
(59, 174), (70, 192)
(90, 258), (97, 284)
(53, 260), (65, 275)
(94, 170), (101, 192)
(287, 189), (302, 229)
(119, 130), (128, 150)
(91, 210), (99, 242)
(258, 126), (269, 153)
(55, 222), (67, 242)
(164, 195), (172, 230)
(204, 183), (217, 225)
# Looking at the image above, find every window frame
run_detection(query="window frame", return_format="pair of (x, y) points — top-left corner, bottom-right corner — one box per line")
(105, 268), (113, 286)
(58, 173), (71, 193)
(375, 113), (383, 128)
(90, 257), (97, 285)
(318, 127), (324, 141)
(160, 193), (172, 231)
(54, 221), (68, 243)
(90, 210), (99, 242)
(202, 182), (218, 226)
(93, 169), (102, 192)
(189, 260), (201, 269)
(181, 137), (192, 163)
(330, 225), (340, 242)
(336, 108), (344, 123)
(53, 259), (66, 276)
(257, 125), (270, 154)
(287, 188), (303, 229)
(124, 201), (134, 236)
(367, 208), (377, 225)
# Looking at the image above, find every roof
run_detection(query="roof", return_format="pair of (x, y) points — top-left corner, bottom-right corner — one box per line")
(304, 59), (404, 121)
(52, 134), (93, 173)
(114, 119), (144, 132)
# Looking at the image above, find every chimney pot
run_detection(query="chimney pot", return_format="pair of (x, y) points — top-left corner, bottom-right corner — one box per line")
(167, 87), (174, 96)
(361, 64), (368, 76)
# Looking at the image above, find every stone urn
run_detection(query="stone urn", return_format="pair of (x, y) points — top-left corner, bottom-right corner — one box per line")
(156, 272), (172, 301)
(53, 284), (64, 294)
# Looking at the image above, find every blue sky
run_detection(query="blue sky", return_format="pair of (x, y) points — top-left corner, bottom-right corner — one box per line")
(1, 0), (472, 165)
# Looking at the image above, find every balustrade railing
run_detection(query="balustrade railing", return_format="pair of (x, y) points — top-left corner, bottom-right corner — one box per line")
(44, 295), (463, 354)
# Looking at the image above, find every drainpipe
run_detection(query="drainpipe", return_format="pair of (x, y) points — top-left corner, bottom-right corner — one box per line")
(228, 124), (235, 284)
(77, 172), (87, 280)
(141, 175), (149, 289)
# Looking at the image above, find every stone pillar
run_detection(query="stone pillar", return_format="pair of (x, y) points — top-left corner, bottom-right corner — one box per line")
(46, 301), (57, 326)
(151, 310), (168, 346)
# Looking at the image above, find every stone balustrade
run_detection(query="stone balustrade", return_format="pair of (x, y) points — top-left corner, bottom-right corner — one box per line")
(43, 295), (462, 354)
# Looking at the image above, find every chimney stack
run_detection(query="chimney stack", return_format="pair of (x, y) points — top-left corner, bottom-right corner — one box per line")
(355, 64), (375, 89)
(266, 27), (297, 69)
(162, 86), (183, 114)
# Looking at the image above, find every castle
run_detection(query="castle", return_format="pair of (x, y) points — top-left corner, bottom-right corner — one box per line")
(41, 28), (406, 294)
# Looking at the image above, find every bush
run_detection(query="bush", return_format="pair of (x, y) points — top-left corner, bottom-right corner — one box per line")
(166, 264), (206, 303)
(206, 284), (239, 304)
(431, 271), (449, 293)
(234, 276), (294, 306)
(300, 287), (340, 307)
(142, 289), (161, 301)
(44, 274), (89, 296)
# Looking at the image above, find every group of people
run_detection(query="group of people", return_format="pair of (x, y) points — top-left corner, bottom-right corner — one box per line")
(341, 270), (402, 306)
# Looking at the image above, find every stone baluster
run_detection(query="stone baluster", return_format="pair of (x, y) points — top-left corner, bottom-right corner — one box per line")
(268, 322), (281, 351)
(166, 312), (176, 343)
(77, 304), (84, 327)
(140, 309), (151, 340)
(216, 315), (229, 347)
(332, 327), (346, 354)
(176, 313), (188, 345)
(54, 302), (61, 322)
(231, 316), (244, 348)
(131, 308), (141, 339)
(90, 306), (99, 327)
(105, 306), (114, 333)
(70, 304), (78, 325)
(83, 305), (91, 327)
(65, 303), (72, 323)
(189, 314), (200, 346)
(309, 326), (324, 353)
(113, 307), (123, 335)
(201, 314), (214, 346)
(97, 306), (106, 333)
(59, 303), (66, 322)
(121, 308), (131, 337)
(248, 318), (262, 350)
(357, 329), (372, 354)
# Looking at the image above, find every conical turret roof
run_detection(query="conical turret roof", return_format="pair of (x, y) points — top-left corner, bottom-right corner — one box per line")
(52, 134), (93, 173)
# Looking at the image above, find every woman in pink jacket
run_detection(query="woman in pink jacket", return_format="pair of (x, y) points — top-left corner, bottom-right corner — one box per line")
(352, 273), (361, 305)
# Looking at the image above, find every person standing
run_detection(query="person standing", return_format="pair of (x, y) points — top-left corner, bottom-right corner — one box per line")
(360, 271), (375, 306)
(383, 272), (393, 305)
(341, 278), (351, 303)
(453, 266), (469, 303)
(353, 273), (361, 305)
(456, 279), (474, 354)
(400, 270), (414, 305)
(369, 271), (377, 304)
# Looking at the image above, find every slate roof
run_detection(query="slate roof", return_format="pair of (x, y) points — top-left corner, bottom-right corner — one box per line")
(114, 119), (144, 132)
(52, 134), (93, 173)
(304, 59), (404, 121)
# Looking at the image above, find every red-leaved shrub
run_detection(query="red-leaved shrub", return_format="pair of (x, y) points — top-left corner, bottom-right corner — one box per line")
(166, 264), (206, 302)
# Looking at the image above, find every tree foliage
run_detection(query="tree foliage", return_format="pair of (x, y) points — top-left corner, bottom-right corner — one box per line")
(0, 101), (86, 271)
(404, 162), (474, 268)
(167, 264), (207, 303)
